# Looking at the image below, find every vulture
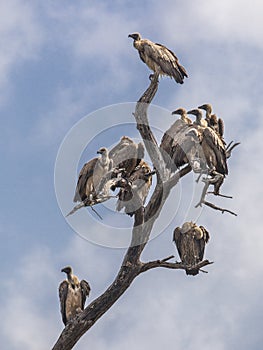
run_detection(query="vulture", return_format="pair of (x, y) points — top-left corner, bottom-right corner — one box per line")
(109, 136), (144, 177)
(198, 103), (224, 137)
(128, 32), (188, 84)
(59, 266), (91, 325)
(73, 147), (112, 203)
(187, 109), (228, 175)
(173, 222), (210, 276)
(116, 160), (154, 216)
(187, 108), (208, 128)
(160, 116), (197, 172)
(172, 107), (192, 125)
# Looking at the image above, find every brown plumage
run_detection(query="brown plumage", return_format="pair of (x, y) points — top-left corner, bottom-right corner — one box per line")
(73, 147), (112, 203)
(128, 32), (188, 84)
(173, 222), (210, 276)
(59, 266), (91, 326)
(109, 136), (144, 177)
(187, 109), (228, 175)
(160, 118), (197, 172)
(198, 103), (225, 137)
(202, 127), (228, 175)
(116, 160), (153, 216)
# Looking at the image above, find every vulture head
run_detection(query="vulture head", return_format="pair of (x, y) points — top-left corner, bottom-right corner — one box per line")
(187, 109), (203, 118)
(128, 32), (141, 41)
(172, 107), (187, 116)
(61, 266), (72, 275)
(181, 221), (193, 233)
(198, 104), (212, 114)
(120, 136), (134, 145)
(97, 147), (108, 155)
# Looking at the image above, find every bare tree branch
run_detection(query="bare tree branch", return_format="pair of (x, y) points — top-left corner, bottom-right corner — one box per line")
(202, 200), (237, 216)
(140, 258), (213, 274)
(52, 76), (192, 350)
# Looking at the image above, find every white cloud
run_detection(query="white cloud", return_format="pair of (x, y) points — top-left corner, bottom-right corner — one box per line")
(0, 1), (44, 102)
(2, 247), (59, 350)
(154, 0), (263, 49)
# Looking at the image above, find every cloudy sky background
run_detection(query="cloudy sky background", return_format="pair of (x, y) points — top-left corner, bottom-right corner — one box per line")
(1, 0), (263, 349)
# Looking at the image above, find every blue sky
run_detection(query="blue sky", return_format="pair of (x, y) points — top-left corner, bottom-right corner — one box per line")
(1, 1), (263, 349)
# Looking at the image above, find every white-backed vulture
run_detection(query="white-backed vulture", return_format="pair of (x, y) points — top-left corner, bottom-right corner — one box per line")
(173, 222), (210, 276)
(116, 160), (154, 216)
(109, 136), (144, 177)
(202, 127), (228, 175)
(198, 103), (212, 125)
(73, 147), (112, 203)
(59, 266), (91, 326)
(172, 107), (192, 125)
(198, 103), (225, 137)
(160, 117), (197, 172)
(128, 32), (188, 84)
(187, 108), (208, 128)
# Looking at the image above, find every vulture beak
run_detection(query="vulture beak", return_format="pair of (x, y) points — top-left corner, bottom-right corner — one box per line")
(172, 109), (181, 115)
(128, 33), (139, 40)
(97, 148), (105, 155)
(61, 266), (71, 274)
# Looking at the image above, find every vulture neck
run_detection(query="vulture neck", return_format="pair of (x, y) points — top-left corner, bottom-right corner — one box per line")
(100, 151), (109, 165)
(66, 272), (79, 288)
(133, 39), (142, 50)
(181, 112), (188, 122)
(196, 114), (202, 124)
(205, 109), (211, 122)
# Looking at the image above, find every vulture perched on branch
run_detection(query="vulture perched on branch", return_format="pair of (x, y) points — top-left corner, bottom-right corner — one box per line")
(128, 32), (188, 84)
(160, 111), (197, 172)
(109, 136), (144, 177)
(59, 266), (91, 325)
(187, 109), (228, 176)
(116, 160), (154, 216)
(73, 147), (112, 203)
(173, 222), (210, 276)
(198, 103), (224, 137)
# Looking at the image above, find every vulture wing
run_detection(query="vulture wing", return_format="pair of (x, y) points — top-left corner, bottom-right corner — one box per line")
(73, 158), (98, 202)
(80, 280), (91, 310)
(160, 119), (186, 168)
(198, 226), (210, 261)
(109, 138), (139, 176)
(155, 43), (188, 81)
(218, 118), (224, 137)
(173, 227), (183, 260)
(59, 280), (68, 326)
(203, 128), (228, 175)
(140, 39), (187, 83)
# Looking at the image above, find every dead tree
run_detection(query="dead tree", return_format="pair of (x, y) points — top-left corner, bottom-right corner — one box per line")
(52, 74), (212, 350)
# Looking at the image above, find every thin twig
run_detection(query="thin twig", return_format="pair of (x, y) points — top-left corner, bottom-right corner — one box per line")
(203, 200), (237, 216)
